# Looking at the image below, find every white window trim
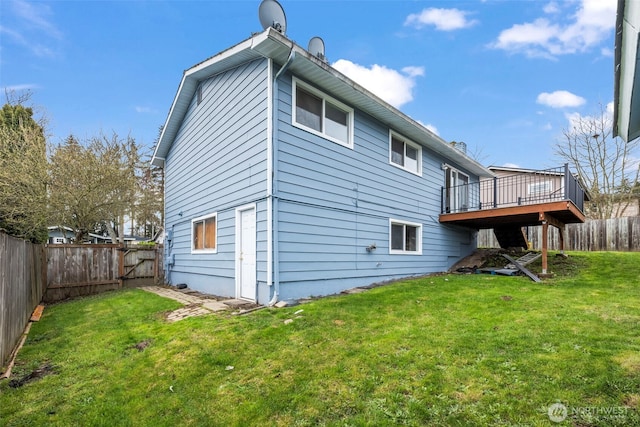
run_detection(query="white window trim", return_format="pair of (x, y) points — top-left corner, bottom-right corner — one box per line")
(292, 78), (354, 149)
(389, 131), (422, 176)
(191, 212), (218, 254)
(528, 181), (552, 195)
(389, 218), (423, 255)
(444, 166), (470, 212)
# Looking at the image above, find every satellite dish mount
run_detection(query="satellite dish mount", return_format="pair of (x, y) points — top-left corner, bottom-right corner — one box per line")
(259, 0), (287, 35)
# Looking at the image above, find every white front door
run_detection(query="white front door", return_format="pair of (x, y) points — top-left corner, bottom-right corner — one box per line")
(237, 206), (256, 301)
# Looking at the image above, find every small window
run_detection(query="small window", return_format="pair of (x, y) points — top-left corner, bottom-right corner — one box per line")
(192, 213), (217, 253)
(390, 133), (421, 175)
(389, 219), (422, 254)
(293, 79), (354, 148)
(528, 181), (552, 195)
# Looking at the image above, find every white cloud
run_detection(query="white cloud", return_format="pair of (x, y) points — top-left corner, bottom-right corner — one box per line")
(490, 0), (616, 58)
(332, 59), (424, 109)
(12, 0), (62, 40)
(606, 101), (614, 115)
(404, 8), (478, 31)
(135, 106), (156, 114)
(2, 83), (39, 92)
(417, 120), (439, 135)
(2, 0), (62, 58)
(537, 90), (586, 108)
(502, 162), (521, 168)
(543, 2), (560, 14)
(564, 101), (614, 133)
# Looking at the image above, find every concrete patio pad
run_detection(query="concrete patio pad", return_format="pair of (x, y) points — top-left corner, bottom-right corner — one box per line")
(141, 286), (246, 322)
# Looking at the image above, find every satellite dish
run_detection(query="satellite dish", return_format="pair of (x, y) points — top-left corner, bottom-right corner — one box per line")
(259, 0), (287, 34)
(308, 37), (326, 60)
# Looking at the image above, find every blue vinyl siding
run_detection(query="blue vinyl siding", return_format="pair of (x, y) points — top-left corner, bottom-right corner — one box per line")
(273, 73), (477, 299)
(161, 58), (479, 304)
(164, 59), (269, 299)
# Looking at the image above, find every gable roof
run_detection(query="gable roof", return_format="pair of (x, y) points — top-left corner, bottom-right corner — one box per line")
(614, 0), (640, 142)
(152, 28), (492, 178)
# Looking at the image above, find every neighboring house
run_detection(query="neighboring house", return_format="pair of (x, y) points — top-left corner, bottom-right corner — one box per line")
(480, 166), (568, 209)
(614, 0), (640, 142)
(47, 226), (148, 245)
(48, 226), (111, 244)
(607, 197), (640, 218)
(47, 226), (75, 244)
(151, 27), (492, 304)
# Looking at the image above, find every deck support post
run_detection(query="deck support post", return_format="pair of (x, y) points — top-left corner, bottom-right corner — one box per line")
(541, 221), (548, 274)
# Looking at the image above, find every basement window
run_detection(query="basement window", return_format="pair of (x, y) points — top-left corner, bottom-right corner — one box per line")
(389, 219), (422, 255)
(192, 213), (217, 253)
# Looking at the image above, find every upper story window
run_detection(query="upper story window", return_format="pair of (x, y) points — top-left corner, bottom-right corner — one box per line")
(293, 78), (354, 148)
(390, 132), (422, 175)
(192, 213), (217, 253)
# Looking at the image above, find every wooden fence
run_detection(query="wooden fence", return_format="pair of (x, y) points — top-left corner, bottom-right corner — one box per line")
(479, 216), (640, 251)
(0, 233), (46, 369)
(44, 244), (164, 303)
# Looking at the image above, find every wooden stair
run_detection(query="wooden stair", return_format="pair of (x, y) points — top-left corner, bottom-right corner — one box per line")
(493, 226), (527, 249)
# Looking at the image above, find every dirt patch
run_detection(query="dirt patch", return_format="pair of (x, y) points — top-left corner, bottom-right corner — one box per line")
(8, 362), (56, 388)
(449, 248), (513, 272)
(451, 248), (583, 278)
(129, 339), (152, 352)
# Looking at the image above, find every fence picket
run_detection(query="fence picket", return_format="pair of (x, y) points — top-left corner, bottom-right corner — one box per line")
(0, 233), (45, 369)
(478, 216), (640, 251)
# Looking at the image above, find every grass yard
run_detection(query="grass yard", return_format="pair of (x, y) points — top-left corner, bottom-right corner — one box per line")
(1, 251), (639, 426)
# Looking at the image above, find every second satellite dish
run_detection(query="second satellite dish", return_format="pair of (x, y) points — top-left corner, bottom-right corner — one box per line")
(308, 37), (326, 60)
(259, 0), (287, 34)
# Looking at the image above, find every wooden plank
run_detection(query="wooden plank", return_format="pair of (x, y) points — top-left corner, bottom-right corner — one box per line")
(501, 254), (542, 283)
(30, 305), (45, 322)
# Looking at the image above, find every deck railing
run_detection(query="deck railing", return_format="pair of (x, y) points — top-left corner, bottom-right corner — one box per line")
(441, 164), (586, 214)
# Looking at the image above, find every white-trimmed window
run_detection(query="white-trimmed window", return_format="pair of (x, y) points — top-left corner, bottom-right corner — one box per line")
(390, 132), (421, 175)
(293, 78), (354, 148)
(192, 213), (217, 253)
(528, 181), (552, 195)
(389, 219), (422, 254)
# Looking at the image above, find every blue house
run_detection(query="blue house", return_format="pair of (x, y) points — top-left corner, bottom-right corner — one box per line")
(151, 26), (493, 305)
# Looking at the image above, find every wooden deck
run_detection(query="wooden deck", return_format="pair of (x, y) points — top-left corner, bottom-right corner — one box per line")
(439, 200), (586, 229)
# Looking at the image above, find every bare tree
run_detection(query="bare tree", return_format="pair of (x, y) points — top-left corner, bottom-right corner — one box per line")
(555, 103), (640, 219)
(133, 162), (163, 239)
(48, 133), (139, 242)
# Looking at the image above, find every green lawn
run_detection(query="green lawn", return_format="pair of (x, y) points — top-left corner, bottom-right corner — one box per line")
(1, 251), (639, 426)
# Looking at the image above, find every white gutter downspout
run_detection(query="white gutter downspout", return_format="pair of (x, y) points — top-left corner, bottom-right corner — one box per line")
(268, 48), (295, 307)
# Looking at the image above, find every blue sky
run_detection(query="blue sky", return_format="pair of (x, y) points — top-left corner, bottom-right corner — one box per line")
(1, 0), (618, 169)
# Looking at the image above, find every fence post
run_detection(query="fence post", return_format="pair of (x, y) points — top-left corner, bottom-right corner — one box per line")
(118, 244), (125, 289)
(493, 176), (498, 208)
